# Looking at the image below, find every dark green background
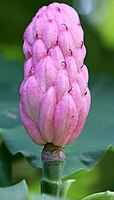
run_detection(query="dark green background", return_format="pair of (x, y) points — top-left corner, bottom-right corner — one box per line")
(0, 0), (114, 200)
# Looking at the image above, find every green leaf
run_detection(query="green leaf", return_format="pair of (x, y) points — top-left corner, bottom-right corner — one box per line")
(0, 180), (28, 200)
(0, 55), (23, 102)
(63, 149), (114, 200)
(82, 190), (114, 200)
(0, 144), (12, 186)
(0, 102), (21, 129)
(0, 56), (22, 129)
(60, 179), (76, 198)
(0, 126), (42, 168)
(31, 194), (67, 200)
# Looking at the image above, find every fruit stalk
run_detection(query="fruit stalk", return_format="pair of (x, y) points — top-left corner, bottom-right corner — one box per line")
(41, 143), (66, 196)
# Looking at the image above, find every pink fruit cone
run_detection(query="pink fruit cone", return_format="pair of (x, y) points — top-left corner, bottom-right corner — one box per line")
(20, 2), (91, 147)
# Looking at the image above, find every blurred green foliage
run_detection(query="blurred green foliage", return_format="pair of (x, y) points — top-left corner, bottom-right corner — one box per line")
(0, 0), (72, 60)
(0, 0), (114, 76)
(0, 0), (114, 200)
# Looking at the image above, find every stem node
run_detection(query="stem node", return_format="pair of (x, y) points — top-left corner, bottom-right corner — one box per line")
(41, 143), (66, 197)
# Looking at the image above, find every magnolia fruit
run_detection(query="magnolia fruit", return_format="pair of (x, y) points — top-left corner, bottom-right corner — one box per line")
(20, 2), (91, 147)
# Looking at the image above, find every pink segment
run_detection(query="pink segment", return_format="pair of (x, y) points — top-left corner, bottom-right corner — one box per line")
(20, 2), (91, 146)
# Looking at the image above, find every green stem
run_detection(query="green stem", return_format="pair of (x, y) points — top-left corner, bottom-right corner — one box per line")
(41, 143), (66, 197)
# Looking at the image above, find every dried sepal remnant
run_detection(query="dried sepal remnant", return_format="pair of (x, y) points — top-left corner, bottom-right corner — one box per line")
(20, 2), (91, 147)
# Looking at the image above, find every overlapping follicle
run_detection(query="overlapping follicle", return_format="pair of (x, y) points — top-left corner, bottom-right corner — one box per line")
(20, 2), (91, 146)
